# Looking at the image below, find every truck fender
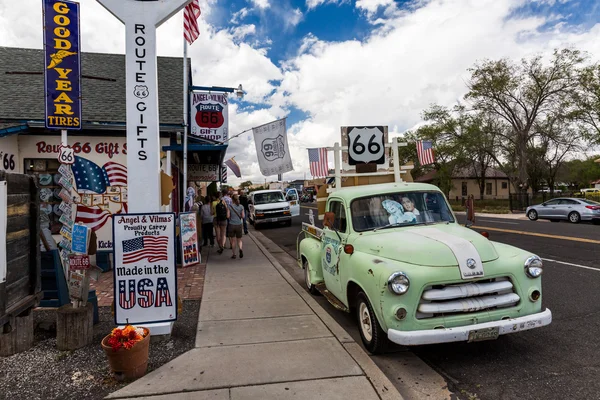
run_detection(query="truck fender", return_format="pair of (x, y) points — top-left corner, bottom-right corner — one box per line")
(299, 238), (324, 286)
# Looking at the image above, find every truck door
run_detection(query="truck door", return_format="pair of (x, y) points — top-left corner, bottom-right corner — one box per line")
(321, 199), (347, 300)
(286, 189), (300, 216)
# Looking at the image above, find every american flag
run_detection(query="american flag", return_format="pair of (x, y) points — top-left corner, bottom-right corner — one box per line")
(75, 205), (111, 231)
(118, 279), (136, 310)
(72, 156), (128, 192)
(155, 277), (173, 307)
(416, 140), (435, 166)
(184, 0), (201, 45)
(122, 236), (169, 264)
(308, 148), (329, 178)
(138, 278), (154, 308)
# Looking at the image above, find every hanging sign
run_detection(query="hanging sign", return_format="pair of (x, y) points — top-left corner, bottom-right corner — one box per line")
(69, 254), (90, 270)
(188, 164), (219, 182)
(43, 0), (82, 130)
(190, 92), (229, 142)
(179, 212), (200, 267)
(58, 145), (76, 164)
(112, 213), (177, 325)
(253, 118), (294, 176)
(71, 223), (90, 254)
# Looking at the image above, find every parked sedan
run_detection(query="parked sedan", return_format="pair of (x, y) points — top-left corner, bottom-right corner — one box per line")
(526, 198), (600, 224)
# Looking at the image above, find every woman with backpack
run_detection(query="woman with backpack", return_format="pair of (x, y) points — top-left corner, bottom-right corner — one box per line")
(227, 194), (245, 259)
(200, 195), (215, 247)
(214, 193), (228, 254)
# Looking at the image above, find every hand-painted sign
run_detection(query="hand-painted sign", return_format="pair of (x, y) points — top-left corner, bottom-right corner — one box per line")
(179, 212), (200, 267)
(188, 164), (219, 182)
(43, 0), (81, 130)
(190, 92), (229, 142)
(0, 136), (20, 172)
(112, 213), (177, 325)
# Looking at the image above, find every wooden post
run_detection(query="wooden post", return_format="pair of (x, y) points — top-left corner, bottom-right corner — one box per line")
(0, 310), (34, 357)
(56, 302), (93, 350)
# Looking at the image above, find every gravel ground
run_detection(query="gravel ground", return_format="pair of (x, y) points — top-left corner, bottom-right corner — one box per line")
(0, 300), (200, 400)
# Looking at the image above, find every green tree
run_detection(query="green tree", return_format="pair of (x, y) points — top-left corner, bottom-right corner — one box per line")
(556, 156), (600, 189)
(574, 63), (600, 145)
(239, 180), (253, 189)
(465, 48), (586, 192)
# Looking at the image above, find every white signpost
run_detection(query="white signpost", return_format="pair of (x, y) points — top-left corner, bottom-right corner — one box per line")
(97, 0), (189, 335)
(96, 0), (190, 213)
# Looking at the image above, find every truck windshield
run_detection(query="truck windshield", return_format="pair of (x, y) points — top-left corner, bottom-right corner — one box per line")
(350, 191), (455, 232)
(254, 192), (286, 205)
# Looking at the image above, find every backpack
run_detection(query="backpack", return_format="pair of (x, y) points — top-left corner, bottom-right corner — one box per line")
(216, 200), (228, 221)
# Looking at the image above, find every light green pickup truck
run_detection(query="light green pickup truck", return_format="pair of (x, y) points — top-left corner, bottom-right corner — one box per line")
(298, 182), (552, 353)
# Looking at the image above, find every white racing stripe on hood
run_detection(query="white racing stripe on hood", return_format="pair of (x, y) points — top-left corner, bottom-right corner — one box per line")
(412, 228), (484, 279)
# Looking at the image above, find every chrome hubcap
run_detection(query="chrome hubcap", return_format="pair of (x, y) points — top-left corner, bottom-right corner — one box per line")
(359, 302), (372, 342)
(570, 214), (578, 222)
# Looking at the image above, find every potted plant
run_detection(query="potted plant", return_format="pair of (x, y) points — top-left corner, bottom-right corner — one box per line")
(101, 325), (150, 381)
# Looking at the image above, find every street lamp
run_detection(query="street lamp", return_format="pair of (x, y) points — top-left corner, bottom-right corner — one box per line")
(235, 84), (244, 99)
(189, 84), (244, 99)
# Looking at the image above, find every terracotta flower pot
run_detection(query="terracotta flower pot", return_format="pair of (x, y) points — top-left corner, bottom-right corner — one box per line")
(101, 328), (150, 381)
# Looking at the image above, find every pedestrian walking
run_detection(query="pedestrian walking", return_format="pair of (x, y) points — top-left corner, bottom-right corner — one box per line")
(200, 195), (214, 247)
(214, 192), (228, 254)
(227, 194), (245, 259)
(222, 188), (233, 249)
(238, 189), (249, 234)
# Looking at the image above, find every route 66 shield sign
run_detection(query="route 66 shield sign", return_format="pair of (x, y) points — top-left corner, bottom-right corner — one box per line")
(58, 145), (75, 165)
(347, 126), (385, 165)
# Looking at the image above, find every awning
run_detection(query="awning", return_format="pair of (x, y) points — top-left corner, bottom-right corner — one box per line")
(162, 143), (228, 166)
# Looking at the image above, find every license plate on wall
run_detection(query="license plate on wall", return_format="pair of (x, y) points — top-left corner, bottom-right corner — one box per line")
(467, 327), (499, 342)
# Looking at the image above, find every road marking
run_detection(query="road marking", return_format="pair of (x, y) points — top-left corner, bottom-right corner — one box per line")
(542, 258), (600, 272)
(472, 225), (600, 244)
(479, 219), (520, 225)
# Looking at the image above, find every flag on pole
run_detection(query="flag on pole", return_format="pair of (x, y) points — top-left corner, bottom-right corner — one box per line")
(224, 157), (242, 178)
(308, 148), (329, 178)
(183, 0), (201, 44)
(416, 140), (435, 166)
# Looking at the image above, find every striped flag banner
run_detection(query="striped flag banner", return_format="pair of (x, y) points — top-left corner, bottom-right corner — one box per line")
(183, 0), (201, 45)
(122, 236), (169, 264)
(416, 140), (435, 166)
(308, 148), (329, 178)
(224, 158), (242, 178)
(75, 205), (111, 231)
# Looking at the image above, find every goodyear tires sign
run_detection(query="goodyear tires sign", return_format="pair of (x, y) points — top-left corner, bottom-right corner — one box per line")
(43, 0), (82, 130)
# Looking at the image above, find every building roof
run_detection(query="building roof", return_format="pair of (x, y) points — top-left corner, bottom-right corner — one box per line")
(0, 46), (185, 126)
(415, 165), (508, 182)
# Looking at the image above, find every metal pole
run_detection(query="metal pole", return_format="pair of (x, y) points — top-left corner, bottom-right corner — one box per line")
(392, 137), (401, 183)
(334, 142), (341, 190)
(61, 129), (67, 146)
(182, 38), (188, 211)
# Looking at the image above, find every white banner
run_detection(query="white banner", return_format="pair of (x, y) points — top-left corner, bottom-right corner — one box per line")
(0, 181), (6, 284)
(190, 92), (229, 142)
(253, 119), (294, 176)
(112, 213), (177, 325)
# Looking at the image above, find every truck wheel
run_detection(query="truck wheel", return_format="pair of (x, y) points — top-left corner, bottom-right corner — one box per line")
(303, 259), (320, 295)
(356, 292), (388, 354)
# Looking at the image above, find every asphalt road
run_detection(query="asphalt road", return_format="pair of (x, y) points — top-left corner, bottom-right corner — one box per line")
(252, 205), (600, 400)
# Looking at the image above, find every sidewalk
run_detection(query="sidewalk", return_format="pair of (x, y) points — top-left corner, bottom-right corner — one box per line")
(106, 234), (402, 400)
(454, 211), (529, 220)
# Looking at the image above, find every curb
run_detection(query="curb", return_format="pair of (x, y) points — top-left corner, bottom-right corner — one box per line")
(249, 231), (403, 400)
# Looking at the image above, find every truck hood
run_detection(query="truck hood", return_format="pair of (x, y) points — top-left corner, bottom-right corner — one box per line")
(352, 223), (498, 267)
(254, 201), (288, 211)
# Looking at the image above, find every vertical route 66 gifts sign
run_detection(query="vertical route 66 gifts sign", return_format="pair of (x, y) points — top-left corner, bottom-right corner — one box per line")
(112, 213), (177, 325)
(253, 118), (294, 176)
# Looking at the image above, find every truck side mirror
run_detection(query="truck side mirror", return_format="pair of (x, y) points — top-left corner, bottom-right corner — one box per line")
(323, 212), (335, 229)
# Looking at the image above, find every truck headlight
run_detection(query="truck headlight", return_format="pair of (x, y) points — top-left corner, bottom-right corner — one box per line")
(524, 256), (543, 278)
(283, 206), (290, 210)
(388, 272), (410, 295)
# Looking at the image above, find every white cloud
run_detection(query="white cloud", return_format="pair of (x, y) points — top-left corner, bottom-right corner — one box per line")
(355, 0), (395, 14)
(285, 8), (304, 30)
(250, 0), (270, 10)
(306, 0), (348, 10)
(230, 24), (257, 41)
(230, 7), (251, 24)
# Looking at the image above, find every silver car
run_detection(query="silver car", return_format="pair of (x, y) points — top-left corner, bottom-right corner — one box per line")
(526, 198), (600, 224)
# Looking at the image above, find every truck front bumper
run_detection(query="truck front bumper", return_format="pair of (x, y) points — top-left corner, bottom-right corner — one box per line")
(387, 308), (552, 346)
(254, 216), (291, 225)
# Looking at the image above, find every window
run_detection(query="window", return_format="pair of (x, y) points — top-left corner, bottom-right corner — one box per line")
(544, 199), (561, 206)
(328, 201), (347, 232)
(350, 191), (455, 232)
(485, 182), (493, 195)
(559, 199), (578, 205)
(461, 182), (468, 196)
(253, 191), (285, 204)
(501, 182), (508, 189)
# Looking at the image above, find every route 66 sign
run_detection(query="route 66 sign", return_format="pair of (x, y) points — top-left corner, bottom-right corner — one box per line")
(347, 126), (385, 165)
(190, 92), (229, 142)
(58, 145), (75, 165)
(261, 135), (286, 161)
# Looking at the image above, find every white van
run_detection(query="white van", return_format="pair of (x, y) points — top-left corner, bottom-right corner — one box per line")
(248, 190), (292, 228)
(284, 188), (300, 217)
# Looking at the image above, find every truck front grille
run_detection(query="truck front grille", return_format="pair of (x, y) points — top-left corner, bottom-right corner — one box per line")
(416, 277), (519, 319)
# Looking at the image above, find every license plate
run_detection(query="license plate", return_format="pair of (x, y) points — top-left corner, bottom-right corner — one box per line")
(269, 218), (278, 222)
(467, 327), (499, 342)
